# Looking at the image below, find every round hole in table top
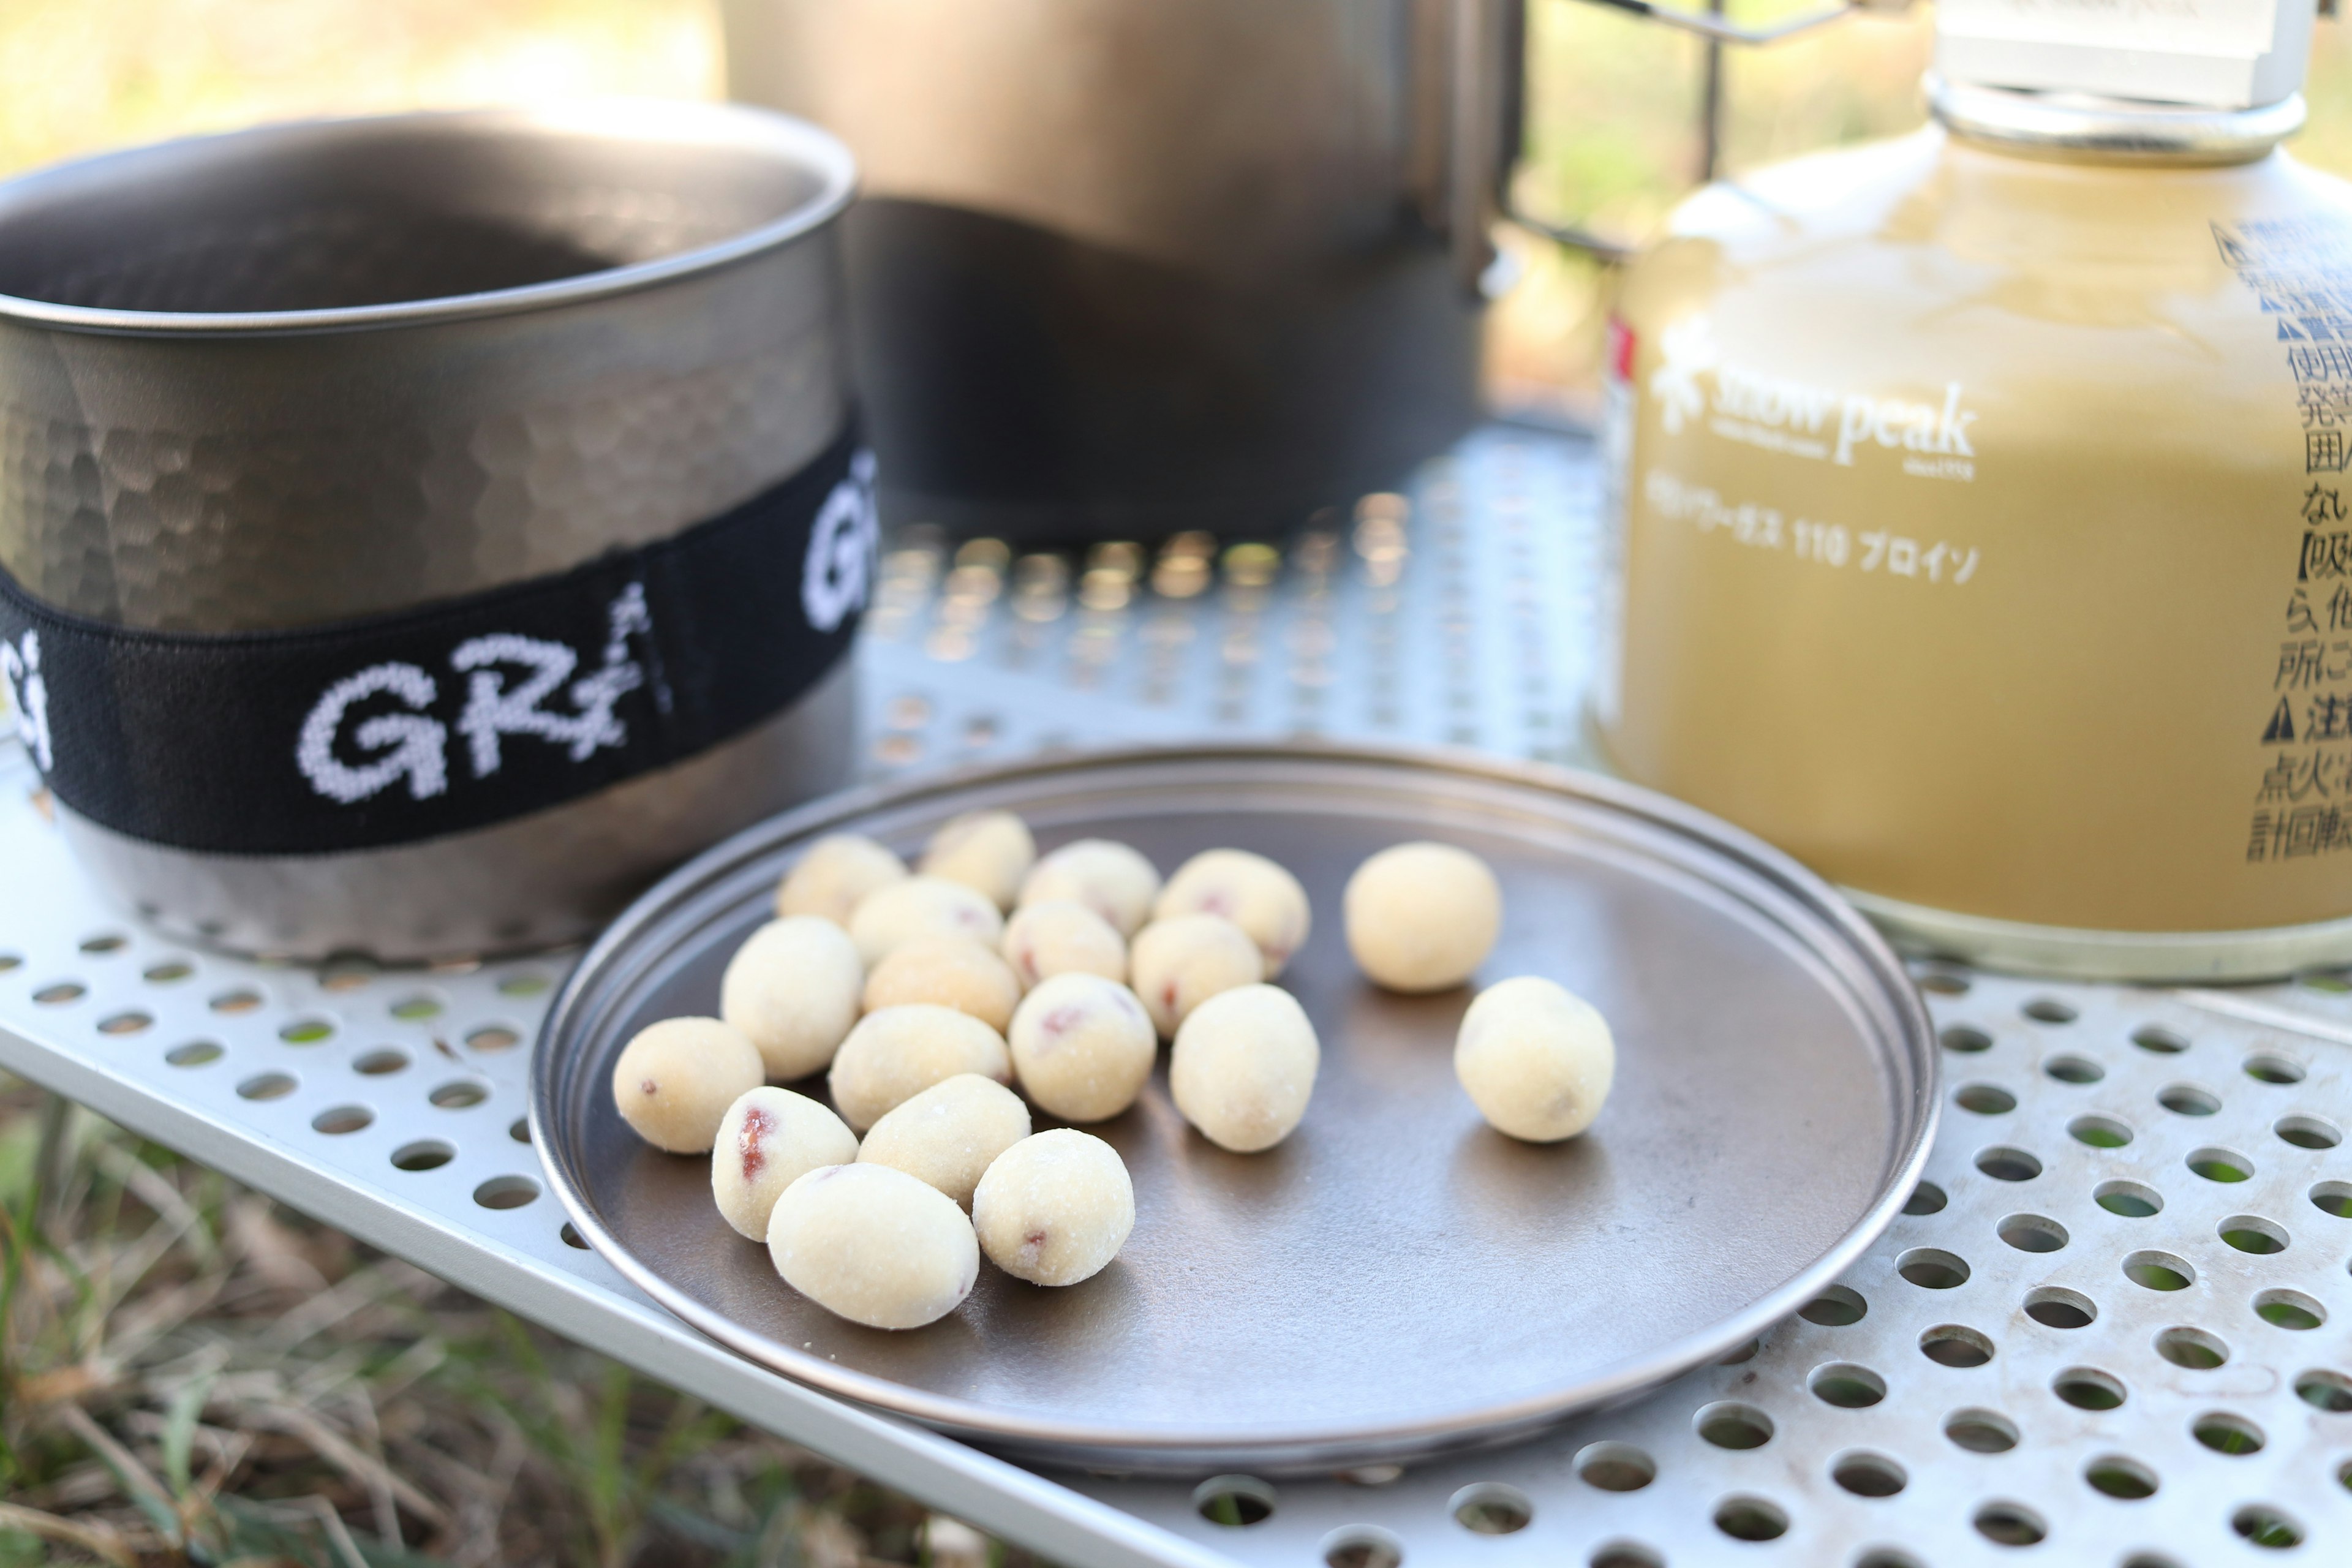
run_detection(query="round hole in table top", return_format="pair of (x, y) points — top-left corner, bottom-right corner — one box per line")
(2096, 1180), (2163, 1218)
(2193, 1411), (2265, 1455)
(1573, 1442), (1654, 1492)
(2023, 1287), (2097, 1329)
(473, 1175), (540, 1210)
(1695, 1402), (1774, 1450)
(2253, 1289), (2326, 1330)
(2155, 1327), (2229, 1370)
(1713, 1495), (1787, 1542)
(2052, 1367), (2126, 1410)
(1447, 1482), (1531, 1536)
(2121, 1251), (2194, 1291)
(2232, 1504), (2304, 1550)
(1192, 1476), (1275, 1528)
(2158, 1083), (2221, 1117)
(1798, 1285), (1866, 1326)
(2082, 1454), (2158, 1500)
(1587, 1542), (1663, 1568)
(1919, 1325), (1994, 1368)
(236, 1071), (295, 1101)
(2275, 1114), (2341, 1150)
(2294, 1369), (2352, 1412)
(1320, 1525), (1403, 1568)
(1831, 1449), (1906, 1498)
(1973, 1500), (2046, 1546)
(1944, 1408), (2019, 1451)
(1997, 1214), (2067, 1254)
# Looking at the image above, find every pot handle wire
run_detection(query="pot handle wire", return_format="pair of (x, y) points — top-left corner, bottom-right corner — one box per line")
(1450, 0), (1918, 287)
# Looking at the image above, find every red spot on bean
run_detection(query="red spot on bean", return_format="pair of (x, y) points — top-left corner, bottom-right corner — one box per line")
(739, 1104), (773, 1183)
(1024, 1229), (1049, 1251)
(639, 1079), (658, 1096)
(1198, 889), (1234, 916)
(1039, 1005), (1085, 1037)
(1161, 980), (1180, 1014)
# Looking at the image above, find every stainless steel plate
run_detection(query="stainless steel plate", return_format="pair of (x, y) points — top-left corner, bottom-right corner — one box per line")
(532, 744), (1937, 1472)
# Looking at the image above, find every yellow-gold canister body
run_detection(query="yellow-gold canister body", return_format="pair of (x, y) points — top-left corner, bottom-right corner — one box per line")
(1599, 114), (2352, 979)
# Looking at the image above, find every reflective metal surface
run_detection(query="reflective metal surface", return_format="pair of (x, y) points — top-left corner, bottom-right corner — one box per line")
(534, 744), (1936, 1471)
(0, 101), (860, 957)
(722, 0), (1485, 543)
(4, 429), (2350, 1563)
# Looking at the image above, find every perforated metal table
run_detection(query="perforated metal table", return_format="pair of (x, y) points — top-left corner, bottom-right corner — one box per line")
(4, 426), (2349, 1567)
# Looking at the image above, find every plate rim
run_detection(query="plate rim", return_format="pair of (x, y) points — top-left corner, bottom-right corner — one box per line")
(530, 739), (1939, 1467)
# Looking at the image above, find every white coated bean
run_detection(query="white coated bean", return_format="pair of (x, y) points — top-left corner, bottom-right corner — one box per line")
(1454, 976), (1615, 1142)
(611, 1017), (764, 1153)
(1167, 984), (1319, 1153)
(1343, 842), (1503, 993)
(828, 1003), (1012, 1131)
(856, 1073), (1031, 1208)
(720, 916), (865, 1080)
(777, 834), (907, 925)
(848, 876), (1005, 967)
(1000, 900), (1127, 989)
(971, 1129), (1135, 1286)
(918, 810), (1036, 910)
(862, 938), (1023, 1035)
(1018, 839), (1161, 937)
(710, 1086), (859, 1239)
(1153, 848), (1311, 976)
(767, 1163), (978, 1329)
(1006, 973), (1156, 1121)
(1129, 914), (1262, 1038)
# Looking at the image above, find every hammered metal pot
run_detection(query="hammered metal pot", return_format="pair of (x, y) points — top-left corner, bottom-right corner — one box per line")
(0, 101), (861, 960)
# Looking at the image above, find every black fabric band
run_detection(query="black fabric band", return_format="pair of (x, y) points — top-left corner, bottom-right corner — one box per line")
(0, 423), (872, 857)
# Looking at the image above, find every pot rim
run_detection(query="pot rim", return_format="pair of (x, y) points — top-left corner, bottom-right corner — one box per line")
(0, 98), (858, 337)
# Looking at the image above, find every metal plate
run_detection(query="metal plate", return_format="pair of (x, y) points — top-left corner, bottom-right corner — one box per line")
(532, 742), (1937, 1472)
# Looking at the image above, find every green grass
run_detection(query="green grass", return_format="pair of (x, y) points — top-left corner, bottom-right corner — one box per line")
(0, 1074), (1027, 1568)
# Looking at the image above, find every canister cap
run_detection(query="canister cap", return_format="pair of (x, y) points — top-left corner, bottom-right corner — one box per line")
(1936, 0), (2316, 110)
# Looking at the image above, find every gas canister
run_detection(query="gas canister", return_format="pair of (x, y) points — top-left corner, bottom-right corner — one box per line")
(1599, 1), (2352, 979)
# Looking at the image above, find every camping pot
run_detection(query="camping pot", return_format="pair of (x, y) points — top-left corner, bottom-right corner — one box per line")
(0, 102), (868, 961)
(721, 0), (1506, 545)
(720, 0), (1887, 546)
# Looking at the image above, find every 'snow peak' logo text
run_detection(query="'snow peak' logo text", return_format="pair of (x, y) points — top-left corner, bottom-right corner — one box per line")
(1651, 317), (1977, 480)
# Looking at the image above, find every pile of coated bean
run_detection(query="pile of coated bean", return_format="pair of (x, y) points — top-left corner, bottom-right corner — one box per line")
(610, 813), (1615, 1330)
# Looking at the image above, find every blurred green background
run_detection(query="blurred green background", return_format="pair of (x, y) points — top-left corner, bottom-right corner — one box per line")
(10, 0), (2352, 418)
(6, 3), (2352, 1564)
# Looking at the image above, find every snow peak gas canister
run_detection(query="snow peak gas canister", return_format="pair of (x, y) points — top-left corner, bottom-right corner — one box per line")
(1597, 1), (2352, 981)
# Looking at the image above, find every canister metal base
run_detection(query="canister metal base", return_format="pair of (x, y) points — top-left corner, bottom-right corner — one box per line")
(1845, 885), (2352, 986)
(1577, 707), (2352, 985)
(53, 660), (859, 965)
